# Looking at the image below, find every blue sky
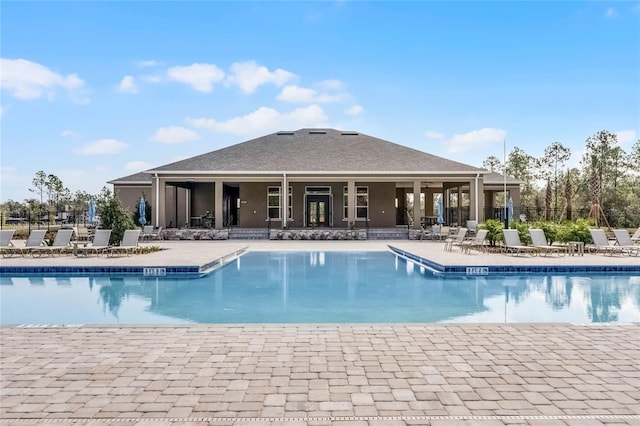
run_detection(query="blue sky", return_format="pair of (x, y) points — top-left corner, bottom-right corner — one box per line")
(1, 1), (638, 202)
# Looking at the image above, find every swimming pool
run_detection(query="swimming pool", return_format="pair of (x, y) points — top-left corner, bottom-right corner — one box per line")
(1, 251), (639, 324)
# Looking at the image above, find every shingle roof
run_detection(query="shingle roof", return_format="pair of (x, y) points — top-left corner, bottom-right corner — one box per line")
(148, 129), (485, 174)
(107, 172), (151, 184)
(482, 172), (522, 185)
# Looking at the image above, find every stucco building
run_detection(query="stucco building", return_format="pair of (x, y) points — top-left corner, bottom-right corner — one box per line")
(109, 128), (520, 232)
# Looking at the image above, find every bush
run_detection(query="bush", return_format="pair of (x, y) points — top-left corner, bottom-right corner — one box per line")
(532, 221), (560, 244)
(557, 219), (593, 244)
(481, 219), (504, 246)
(511, 221), (531, 245)
(96, 188), (136, 245)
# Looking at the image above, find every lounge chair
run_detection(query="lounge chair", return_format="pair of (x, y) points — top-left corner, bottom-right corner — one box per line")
(0, 230), (16, 257)
(140, 225), (154, 241)
(503, 229), (538, 256)
(107, 229), (141, 257)
(528, 229), (566, 257)
(30, 229), (74, 257)
(445, 227), (468, 252)
(460, 229), (489, 254)
(631, 228), (640, 244)
(612, 229), (640, 256)
(588, 229), (623, 256)
(76, 229), (112, 257)
(15, 229), (47, 257)
(466, 220), (478, 237)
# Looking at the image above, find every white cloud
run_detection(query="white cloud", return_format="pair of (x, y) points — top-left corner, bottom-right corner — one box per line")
(136, 60), (160, 68)
(317, 79), (345, 91)
(118, 75), (138, 94)
(606, 7), (616, 17)
(74, 139), (128, 155)
(150, 126), (200, 144)
(425, 130), (444, 139)
(345, 105), (364, 116)
(447, 128), (507, 153)
(167, 63), (225, 92)
(125, 161), (154, 171)
(615, 129), (637, 145)
(140, 75), (163, 83)
(187, 105), (328, 136)
(0, 58), (86, 101)
(227, 61), (296, 94)
(277, 85), (346, 103)
(60, 130), (77, 137)
(0, 104), (8, 117)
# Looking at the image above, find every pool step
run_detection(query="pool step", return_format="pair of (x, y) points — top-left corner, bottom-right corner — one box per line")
(228, 228), (270, 240)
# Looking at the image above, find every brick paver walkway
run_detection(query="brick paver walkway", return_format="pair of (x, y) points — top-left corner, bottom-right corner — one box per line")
(1, 324), (639, 425)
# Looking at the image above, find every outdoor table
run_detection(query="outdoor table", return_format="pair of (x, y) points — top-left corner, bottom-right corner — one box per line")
(73, 241), (88, 257)
(566, 241), (584, 256)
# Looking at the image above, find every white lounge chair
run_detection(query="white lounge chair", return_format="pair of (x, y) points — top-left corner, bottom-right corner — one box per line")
(631, 228), (640, 244)
(107, 229), (141, 257)
(503, 229), (538, 256)
(529, 229), (566, 257)
(445, 227), (468, 252)
(460, 229), (489, 254)
(76, 229), (112, 257)
(612, 229), (640, 256)
(0, 230), (16, 257)
(16, 229), (47, 257)
(588, 229), (623, 256)
(30, 229), (73, 257)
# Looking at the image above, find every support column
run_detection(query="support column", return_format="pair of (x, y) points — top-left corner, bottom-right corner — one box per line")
(282, 174), (288, 229)
(469, 178), (477, 222)
(214, 180), (223, 229)
(413, 180), (421, 229)
(347, 180), (356, 225)
(153, 176), (166, 227)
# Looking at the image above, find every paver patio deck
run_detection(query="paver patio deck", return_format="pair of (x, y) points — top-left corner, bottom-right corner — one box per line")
(1, 240), (639, 425)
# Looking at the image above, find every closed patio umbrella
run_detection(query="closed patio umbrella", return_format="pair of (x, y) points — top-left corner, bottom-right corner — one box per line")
(88, 198), (96, 224)
(138, 196), (147, 226)
(437, 195), (444, 224)
(508, 197), (514, 224)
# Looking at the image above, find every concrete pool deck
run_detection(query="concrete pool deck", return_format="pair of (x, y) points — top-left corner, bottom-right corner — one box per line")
(1, 240), (639, 425)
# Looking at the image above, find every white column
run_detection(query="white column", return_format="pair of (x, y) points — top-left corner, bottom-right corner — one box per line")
(347, 180), (356, 225)
(282, 173), (288, 229)
(413, 180), (421, 229)
(214, 180), (223, 229)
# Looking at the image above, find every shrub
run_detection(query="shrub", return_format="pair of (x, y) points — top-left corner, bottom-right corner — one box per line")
(557, 219), (593, 244)
(96, 188), (136, 245)
(511, 221), (531, 245)
(481, 219), (504, 246)
(532, 221), (560, 244)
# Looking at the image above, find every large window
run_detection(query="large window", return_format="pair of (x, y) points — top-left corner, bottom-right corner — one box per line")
(343, 186), (369, 220)
(267, 186), (293, 220)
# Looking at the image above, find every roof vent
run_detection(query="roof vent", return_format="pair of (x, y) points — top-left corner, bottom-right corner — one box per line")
(309, 130), (326, 135)
(341, 131), (359, 136)
(277, 131), (295, 135)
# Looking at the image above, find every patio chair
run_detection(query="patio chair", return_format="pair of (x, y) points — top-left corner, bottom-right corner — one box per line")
(612, 229), (640, 256)
(30, 229), (74, 257)
(466, 220), (478, 237)
(76, 229), (112, 257)
(140, 225), (152, 241)
(445, 227), (468, 252)
(73, 225), (91, 242)
(588, 229), (623, 256)
(631, 228), (640, 244)
(15, 229), (47, 257)
(107, 229), (141, 257)
(459, 229), (489, 254)
(528, 229), (566, 257)
(503, 229), (538, 256)
(0, 230), (16, 258)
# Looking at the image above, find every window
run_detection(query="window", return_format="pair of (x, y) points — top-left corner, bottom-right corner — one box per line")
(343, 186), (369, 220)
(267, 186), (292, 220)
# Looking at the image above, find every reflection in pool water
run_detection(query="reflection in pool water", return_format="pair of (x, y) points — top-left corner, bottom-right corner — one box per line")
(1, 251), (639, 324)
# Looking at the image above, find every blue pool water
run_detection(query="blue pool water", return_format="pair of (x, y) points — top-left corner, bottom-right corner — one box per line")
(1, 251), (639, 324)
